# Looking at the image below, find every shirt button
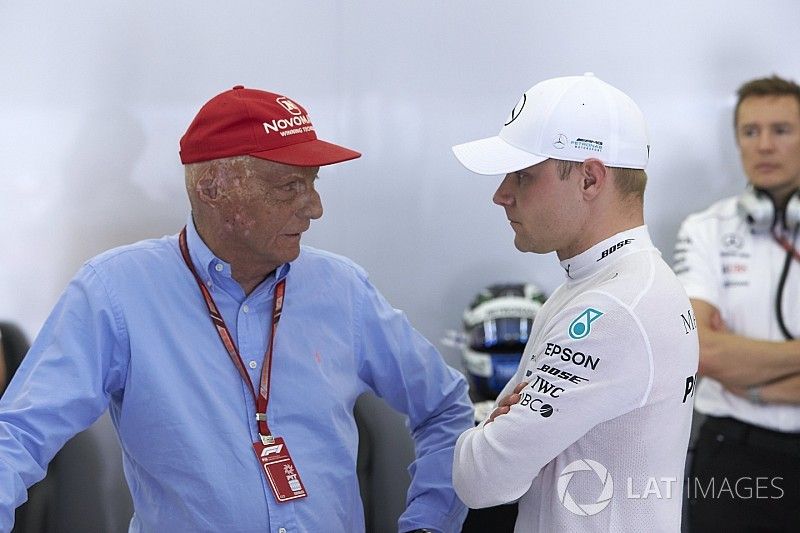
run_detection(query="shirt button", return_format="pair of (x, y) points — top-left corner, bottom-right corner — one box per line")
(243, 304), (250, 313)
(215, 263), (224, 272)
(278, 528), (286, 533)
(249, 360), (257, 369)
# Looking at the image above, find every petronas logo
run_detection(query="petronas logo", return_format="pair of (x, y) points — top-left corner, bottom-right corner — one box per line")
(568, 308), (603, 339)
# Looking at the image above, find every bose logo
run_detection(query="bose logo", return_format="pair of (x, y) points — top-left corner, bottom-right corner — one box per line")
(598, 239), (634, 261)
(537, 364), (589, 385)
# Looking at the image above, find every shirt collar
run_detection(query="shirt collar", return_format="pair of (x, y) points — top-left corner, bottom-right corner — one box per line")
(184, 214), (292, 290)
(559, 225), (653, 280)
(186, 214), (232, 283)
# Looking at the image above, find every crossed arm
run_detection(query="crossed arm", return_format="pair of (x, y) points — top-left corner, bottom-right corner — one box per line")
(691, 298), (800, 403)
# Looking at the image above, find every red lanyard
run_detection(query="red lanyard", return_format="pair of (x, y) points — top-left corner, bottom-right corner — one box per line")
(772, 227), (800, 264)
(179, 228), (285, 444)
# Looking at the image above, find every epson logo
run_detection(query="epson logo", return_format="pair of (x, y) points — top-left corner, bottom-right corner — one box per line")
(263, 115), (311, 133)
(537, 364), (589, 385)
(544, 342), (600, 370)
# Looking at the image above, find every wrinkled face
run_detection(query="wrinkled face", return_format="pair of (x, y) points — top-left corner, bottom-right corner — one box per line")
(212, 157), (322, 270)
(492, 159), (586, 257)
(736, 95), (800, 203)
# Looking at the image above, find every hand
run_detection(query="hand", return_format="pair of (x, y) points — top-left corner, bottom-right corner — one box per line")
(724, 384), (747, 398)
(697, 309), (732, 376)
(709, 309), (730, 333)
(486, 381), (529, 424)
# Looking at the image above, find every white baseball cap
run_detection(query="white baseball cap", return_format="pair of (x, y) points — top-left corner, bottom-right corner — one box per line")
(452, 73), (650, 175)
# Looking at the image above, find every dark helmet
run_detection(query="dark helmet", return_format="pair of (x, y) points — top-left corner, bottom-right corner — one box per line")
(462, 283), (546, 401)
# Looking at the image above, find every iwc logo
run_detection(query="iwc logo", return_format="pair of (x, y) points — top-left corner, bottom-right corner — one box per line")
(553, 133), (568, 149)
(557, 459), (614, 516)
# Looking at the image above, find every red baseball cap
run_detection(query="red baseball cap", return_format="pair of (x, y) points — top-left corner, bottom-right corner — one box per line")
(179, 85), (361, 166)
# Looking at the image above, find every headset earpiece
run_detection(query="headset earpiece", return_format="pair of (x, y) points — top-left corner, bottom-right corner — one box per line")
(783, 190), (800, 231)
(738, 186), (800, 231)
(737, 186), (777, 232)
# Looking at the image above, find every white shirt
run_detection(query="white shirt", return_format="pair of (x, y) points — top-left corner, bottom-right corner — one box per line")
(674, 195), (800, 432)
(453, 226), (698, 533)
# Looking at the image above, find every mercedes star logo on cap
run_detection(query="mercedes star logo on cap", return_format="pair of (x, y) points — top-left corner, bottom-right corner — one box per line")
(553, 134), (568, 149)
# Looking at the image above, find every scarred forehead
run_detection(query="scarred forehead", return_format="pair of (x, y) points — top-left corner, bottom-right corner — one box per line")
(245, 156), (320, 182)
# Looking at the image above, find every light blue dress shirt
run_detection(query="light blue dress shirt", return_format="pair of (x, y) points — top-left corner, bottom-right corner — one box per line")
(0, 219), (472, 532)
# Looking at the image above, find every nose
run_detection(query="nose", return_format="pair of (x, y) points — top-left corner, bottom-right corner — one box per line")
(493, 174), (515, 207)
(757, 131), (776, 152)
(298, 187), (323, 220)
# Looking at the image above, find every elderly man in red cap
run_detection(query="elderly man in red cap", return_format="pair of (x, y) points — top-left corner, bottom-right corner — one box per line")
(0, 86), (471, 533)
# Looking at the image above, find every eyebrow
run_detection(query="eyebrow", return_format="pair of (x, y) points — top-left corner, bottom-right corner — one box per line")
(740, 120), (795, 127)
(272, 173), (319, 186)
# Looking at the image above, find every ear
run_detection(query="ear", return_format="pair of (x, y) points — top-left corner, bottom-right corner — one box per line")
(194, 163), (222, 207)
(579, 159), (608, 200)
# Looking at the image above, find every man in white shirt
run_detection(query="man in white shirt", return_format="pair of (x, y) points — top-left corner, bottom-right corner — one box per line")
(674, 75), (800, 531)
(450, 74), (698, 532)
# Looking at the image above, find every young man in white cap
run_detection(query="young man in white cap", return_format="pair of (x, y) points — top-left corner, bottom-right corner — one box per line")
(450, 73), (699, 531)
(0, 86), (472, 532)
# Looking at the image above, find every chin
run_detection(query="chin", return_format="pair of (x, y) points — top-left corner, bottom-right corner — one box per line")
(751, 174), (792, 190)
(513, 238), (537, 254)
(284, 248), (302, 263)
(269, 246), (301, 266)
(517, 240), (556, 255)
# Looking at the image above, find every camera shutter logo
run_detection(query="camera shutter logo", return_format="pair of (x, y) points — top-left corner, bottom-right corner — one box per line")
(557, 459), (614, 516)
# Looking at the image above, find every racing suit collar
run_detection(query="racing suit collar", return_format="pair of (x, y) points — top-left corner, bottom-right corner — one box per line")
(560, 225), (653, 280)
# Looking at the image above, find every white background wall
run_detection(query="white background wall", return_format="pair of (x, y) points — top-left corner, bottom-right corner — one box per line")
(1, 1), (799, 529)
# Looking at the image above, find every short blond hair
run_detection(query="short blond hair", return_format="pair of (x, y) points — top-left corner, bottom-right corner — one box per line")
(555, 159), (646, 199)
